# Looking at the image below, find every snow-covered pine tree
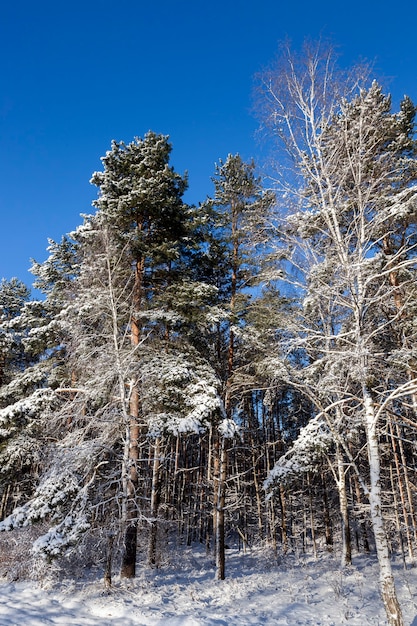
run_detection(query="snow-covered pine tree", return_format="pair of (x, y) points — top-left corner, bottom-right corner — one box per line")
(203, 154), (275, 579)
(0, 278), (31, 390)
(0, 237), (88, 561)
(205, 155), (274, 413)
(0, 134), (226, 581)
(88, 132), (190, 576)
(0, 244), (81, 523)
(73, 132), (224, 577)
(0, 278), (34, 517)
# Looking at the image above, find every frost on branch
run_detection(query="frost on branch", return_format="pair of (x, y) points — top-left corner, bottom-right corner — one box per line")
(0, 471), (79, 532)
(264, 417), (332, 490)
(0, 388), (55, 436)
(0, 434), (43, 476)
(141, 347), (224, 436)
(218, 418), (240, 439)
(32, 514), (91, 559)
(0, 438), (107, 559)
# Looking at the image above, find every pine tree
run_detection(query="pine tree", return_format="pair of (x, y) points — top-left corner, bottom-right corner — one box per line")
(0, 133), (229, 579)
(88, 132), (189, 576)
(0, 278), (31, 389)
(0, 278), (34, 517)
(203, 154), (274, 578)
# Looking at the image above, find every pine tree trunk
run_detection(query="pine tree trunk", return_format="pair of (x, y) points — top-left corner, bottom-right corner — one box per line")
(215, 436), (227, 580)
(390, 464), (407, 568)
(395, 421), (417, 554)
(212, 427), (219, 558)
(148, 437), (161, 567)
(321, 472), (333, 551)
(350, 466), (370, 554)
(250, 432), (264, 541)
(279, 486), (288, 553)
(120, 258), (144, 578)
(120, 381), (140, 578)
(389, 419), (413, 560)
(307, 473), (317, 558)
(104, 531), (115, 589)
(118, 382), (139, 577)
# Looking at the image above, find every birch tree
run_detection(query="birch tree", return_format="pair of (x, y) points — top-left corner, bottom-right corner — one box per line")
(257, 40), (417, 626)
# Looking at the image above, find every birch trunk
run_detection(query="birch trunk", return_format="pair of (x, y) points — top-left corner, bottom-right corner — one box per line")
(364, 391), (404, 626)
(336, 445), (351, 566)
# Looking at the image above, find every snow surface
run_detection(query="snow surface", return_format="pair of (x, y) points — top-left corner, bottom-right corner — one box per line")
(2, 547), (417, 625)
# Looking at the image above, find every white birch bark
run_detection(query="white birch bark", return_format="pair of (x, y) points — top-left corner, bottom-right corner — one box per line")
(257, 42), (415, 626)
(336, 445), (351, 567)
(363, 390), (403, 626)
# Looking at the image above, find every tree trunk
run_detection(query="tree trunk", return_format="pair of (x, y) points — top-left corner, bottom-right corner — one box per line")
(212, 426), (219, 558)
(364, 391), (404, 626)
(148, 437), (161, 566)
(250, 432), (264, 541)
(120, 382), (140, 578)
(321, 472), (333, 551)
(279, 486), (288, 553)
(104, 531), (115, 589)
(336, 445), (351, 566)
(395, 421), (417, 554)
(390, 464), (407, 569)
(350, 464), (370, 554)
(389, 419), (413, 560)
(215, 436), (227, 580)
(307, 473), (317, 558)
(120, 258), (144, 578)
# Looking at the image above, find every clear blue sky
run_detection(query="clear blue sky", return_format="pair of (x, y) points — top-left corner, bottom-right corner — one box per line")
(1, 0), (417, 289)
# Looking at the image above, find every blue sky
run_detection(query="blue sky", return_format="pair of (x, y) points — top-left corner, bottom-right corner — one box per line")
(1, 0), (417, 289)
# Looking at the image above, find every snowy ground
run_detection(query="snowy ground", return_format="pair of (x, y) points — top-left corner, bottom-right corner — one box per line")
(2, 547), (417, 625)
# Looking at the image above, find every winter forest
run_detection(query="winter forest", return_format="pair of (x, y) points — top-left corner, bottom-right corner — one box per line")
(2, 41), (417, 625)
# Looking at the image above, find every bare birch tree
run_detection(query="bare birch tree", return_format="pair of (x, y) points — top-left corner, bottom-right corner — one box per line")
(257, 39), (417, 626)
